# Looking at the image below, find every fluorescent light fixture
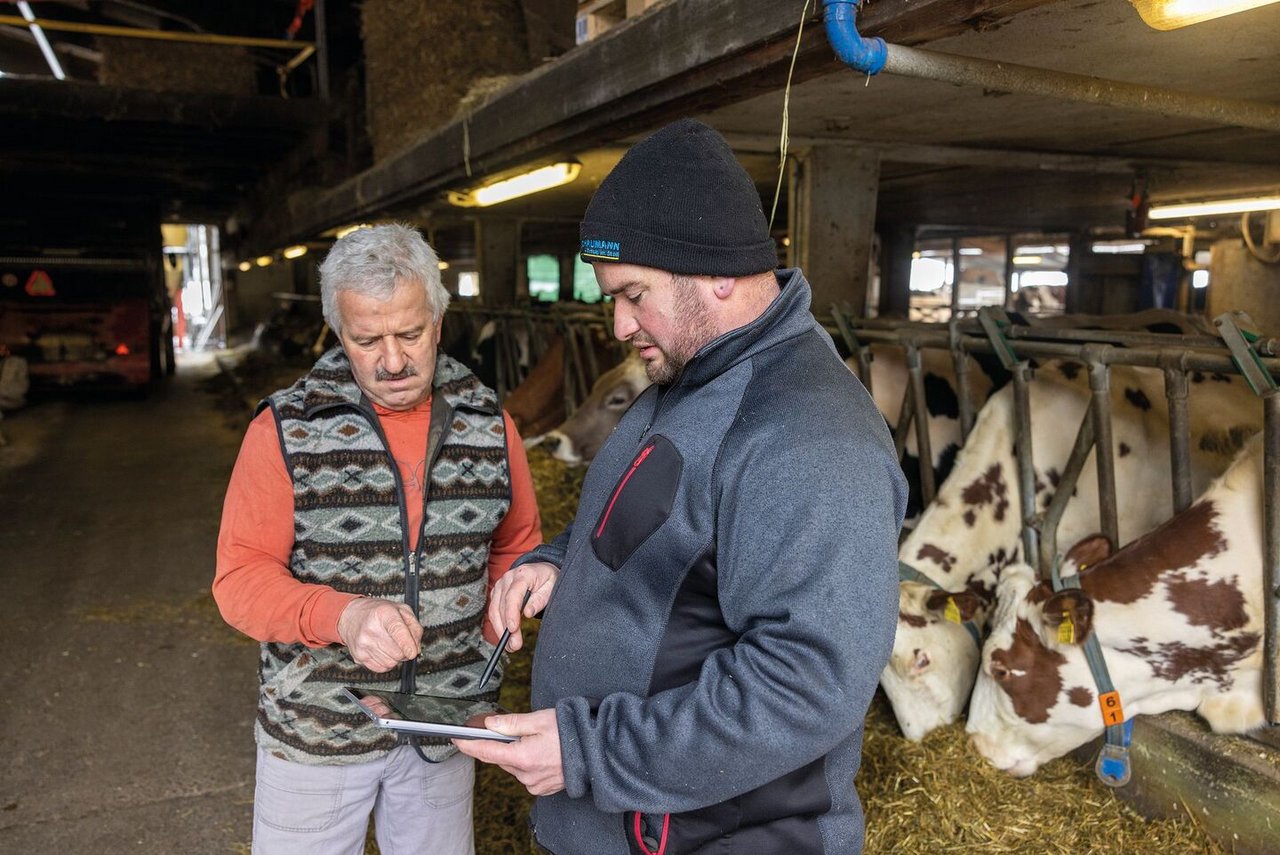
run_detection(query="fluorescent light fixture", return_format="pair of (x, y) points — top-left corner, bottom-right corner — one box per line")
(1012, 255), (1043, 265)
(335, 223), (372, 239)
(17, 1), (66, 81)
(438, 261), (450, 270)
(255, 255), (274, 268)
(448, 162), (581, 208)
(1091, 241), (1151, 254)
(1149, 195), (1280, 219)
(237, 261), (252, 272)
(282, 245), (308, 259)
(1131, 0), (1280, 30)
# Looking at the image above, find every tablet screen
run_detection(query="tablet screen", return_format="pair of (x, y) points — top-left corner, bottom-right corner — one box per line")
(379, 690), (500, 726)
(344, 687), (516, 742)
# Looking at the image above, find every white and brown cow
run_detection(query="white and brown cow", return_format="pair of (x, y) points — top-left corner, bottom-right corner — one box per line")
(966, 432), (1266, 776)
(882, 359), (1262, 741)
(849, 344), (1004, 525)
(537, 353), (651, 464)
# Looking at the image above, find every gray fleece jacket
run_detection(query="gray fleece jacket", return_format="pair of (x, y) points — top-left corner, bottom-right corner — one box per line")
(521, 269), (905, 855)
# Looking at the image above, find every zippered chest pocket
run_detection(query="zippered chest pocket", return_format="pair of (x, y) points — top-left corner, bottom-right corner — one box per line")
(591, 435), (682, 572)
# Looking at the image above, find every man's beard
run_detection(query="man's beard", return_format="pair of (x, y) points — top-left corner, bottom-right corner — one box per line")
(641, 276), (717, 384)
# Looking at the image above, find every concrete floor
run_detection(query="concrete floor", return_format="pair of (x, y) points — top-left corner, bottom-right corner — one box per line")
(0, 355), (260, 853)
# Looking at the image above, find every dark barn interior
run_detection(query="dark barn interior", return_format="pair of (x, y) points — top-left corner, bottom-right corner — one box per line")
(1, 1), (1278, 852)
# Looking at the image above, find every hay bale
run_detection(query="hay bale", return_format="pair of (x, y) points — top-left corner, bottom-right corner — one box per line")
(97, 37), (258, 96)
(362, 0), (532, 161)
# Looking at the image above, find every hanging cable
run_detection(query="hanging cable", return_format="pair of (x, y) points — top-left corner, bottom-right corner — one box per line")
(768, 0), (812, 232)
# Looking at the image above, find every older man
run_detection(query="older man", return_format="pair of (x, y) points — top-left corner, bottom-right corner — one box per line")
(460, 119), (906, 854)
(214, 223), (541, 854)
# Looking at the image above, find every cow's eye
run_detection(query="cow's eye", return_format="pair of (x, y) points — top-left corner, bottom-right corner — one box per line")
(606, 392), (629, 407)
(990, 662), (1011, 682)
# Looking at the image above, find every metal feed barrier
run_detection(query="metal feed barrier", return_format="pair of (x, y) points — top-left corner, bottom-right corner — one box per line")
(443, 302), (627, 414)
(826, 305), (1280, 729)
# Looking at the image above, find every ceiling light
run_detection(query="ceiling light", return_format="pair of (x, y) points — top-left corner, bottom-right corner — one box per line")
(255, 255), (274, 268)
(1130, 0), (1280, 30)
(282, 245), (308, 259)
(1012, 255), (1043, 265)
(335, 223), (372, 239)
(438, 261), (450, 270)
(1149, 195), (1280, 219)
(448, 162), (581, 208)
(237, 261), (252, 272)
(17, 1), (66, 81)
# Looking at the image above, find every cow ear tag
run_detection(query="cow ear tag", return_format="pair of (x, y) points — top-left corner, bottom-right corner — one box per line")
(1058, 612), (1076, 644)
(944, 597), (962, 624)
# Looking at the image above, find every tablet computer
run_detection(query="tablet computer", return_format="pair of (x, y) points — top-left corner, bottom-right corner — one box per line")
(343, 687), (517, 742)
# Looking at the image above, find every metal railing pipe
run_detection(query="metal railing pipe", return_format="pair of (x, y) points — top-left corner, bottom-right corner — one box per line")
(1265, 390), (1280, 725)
(1012, 361), (1040, 569)
(906, 342), (937, 506)
(1086, 351), (1121, 547)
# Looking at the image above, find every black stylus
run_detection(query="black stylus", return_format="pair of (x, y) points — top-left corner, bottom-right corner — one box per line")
(479, 588), (531, 690)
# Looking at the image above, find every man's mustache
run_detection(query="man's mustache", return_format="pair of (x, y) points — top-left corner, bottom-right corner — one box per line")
(375, 364), (419, 381)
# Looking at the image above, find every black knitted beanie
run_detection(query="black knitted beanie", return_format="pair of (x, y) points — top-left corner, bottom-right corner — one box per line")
(579, 119), (778, 277)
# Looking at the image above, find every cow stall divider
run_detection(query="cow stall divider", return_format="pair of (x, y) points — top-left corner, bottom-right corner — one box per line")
(825, 304), (1280, 737)
(443, 302), (626, 415)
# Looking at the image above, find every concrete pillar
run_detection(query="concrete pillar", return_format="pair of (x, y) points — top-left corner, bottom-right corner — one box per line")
(476, 217), (520, 306)
(1208, 239), (1280, 334)
(559, 253), (576, 302)
(878, 223), (915, 318)
(788, 145), (881, 317)
(1065, 231), (1091, 315)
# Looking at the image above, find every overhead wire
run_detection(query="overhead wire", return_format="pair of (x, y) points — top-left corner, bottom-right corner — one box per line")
(768, 0), (813, 233)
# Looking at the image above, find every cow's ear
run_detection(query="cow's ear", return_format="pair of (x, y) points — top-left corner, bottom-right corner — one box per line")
(1064, 534), (1114, 572)
(1041, 590), (1094, 645)
(924, 589), (985, 623)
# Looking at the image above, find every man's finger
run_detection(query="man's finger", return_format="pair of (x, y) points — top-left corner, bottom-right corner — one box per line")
(384, 612), (421, 660)
(453, 736), (513, 763)
(482, 712), (546, 737)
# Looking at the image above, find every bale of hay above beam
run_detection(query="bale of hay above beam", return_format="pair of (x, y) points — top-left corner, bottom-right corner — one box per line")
(362, 0), (532, 161)
(97, 37), (259, 96)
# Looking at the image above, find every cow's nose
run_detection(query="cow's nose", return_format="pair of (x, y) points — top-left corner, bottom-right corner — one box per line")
(542, 435), (561, 453)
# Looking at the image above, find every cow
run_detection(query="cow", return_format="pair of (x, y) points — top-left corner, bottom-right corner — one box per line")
(505, 328), (624, 441)
(849, 344), (1004, 524)
(965, 432), (1266, 777)
(881, 359), (1262, 741)
(506, 336), (570, 438)
(537, 352), (650, 464)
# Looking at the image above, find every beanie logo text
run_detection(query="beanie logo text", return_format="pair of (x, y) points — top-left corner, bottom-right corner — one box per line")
(581, 238), (621, 261)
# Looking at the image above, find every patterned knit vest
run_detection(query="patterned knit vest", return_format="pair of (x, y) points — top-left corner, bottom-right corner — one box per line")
(255, 347), (511, 764)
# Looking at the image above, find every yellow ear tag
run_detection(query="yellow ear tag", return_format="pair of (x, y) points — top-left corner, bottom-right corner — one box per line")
(1058, 613), (1076, 644)
(944, 597), (962, 624)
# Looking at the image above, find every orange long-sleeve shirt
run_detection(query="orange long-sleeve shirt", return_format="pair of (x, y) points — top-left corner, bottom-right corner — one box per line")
(213, 398), (543, 647)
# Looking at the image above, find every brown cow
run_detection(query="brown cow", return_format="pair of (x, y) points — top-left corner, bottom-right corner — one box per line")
(537, 353), (650, 464)
(506, 337), (570, 438)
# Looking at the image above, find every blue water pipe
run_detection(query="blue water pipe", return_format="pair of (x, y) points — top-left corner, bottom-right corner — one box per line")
(823, 0), (887, 76)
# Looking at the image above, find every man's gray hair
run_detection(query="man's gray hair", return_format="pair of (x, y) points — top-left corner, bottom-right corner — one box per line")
(319, 223), (450, 335)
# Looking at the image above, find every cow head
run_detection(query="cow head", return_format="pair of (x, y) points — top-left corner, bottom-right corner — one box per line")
(966, 562), (1108, 777)
(881, 582), (989, 740)
(541, 354), (651, 464)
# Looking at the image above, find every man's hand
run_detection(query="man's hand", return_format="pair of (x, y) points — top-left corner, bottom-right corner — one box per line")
(454, 708), (565, 796)
(337, 598), (422, 672)
(489, 562), (559, 653)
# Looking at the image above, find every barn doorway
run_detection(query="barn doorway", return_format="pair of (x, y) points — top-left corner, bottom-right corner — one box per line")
(161, 223), (225, 352)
